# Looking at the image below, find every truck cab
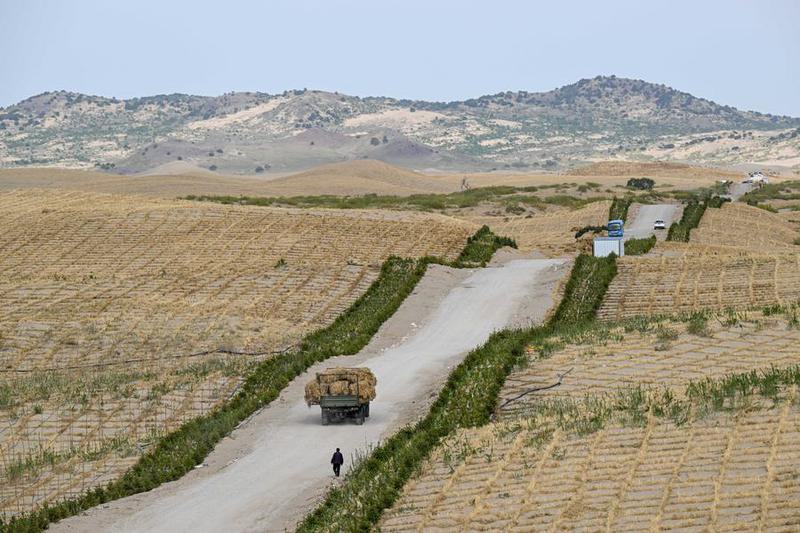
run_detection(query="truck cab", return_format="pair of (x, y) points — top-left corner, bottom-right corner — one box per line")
(607, 219), (624, 238)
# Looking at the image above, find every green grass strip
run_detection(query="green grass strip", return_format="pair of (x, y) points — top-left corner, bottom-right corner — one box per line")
(1, 224), (516, 532)
(625, 235), (657, 256)
(183, 188), (608, 213)
(549, 254), (617, 325)
(667, 200), (706, 242)
(451, 225), (516, 267)
(609, 197), (632, 222)
(667, 195), (728, 242)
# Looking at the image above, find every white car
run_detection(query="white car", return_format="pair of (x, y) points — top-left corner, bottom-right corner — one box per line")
(653, 219), (666, 230)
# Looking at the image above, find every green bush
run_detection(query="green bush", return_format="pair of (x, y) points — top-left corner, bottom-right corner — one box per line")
(626, 177), (655, 190)
(451, 225), (516, 267)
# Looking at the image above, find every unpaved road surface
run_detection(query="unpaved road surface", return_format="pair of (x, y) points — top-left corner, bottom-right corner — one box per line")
(727, 182), (753, 201)
(53, 256), (567, 533)
(624, 203), (681, 241)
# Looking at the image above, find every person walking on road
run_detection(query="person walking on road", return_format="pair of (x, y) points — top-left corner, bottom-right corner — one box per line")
(331, 448), (344, 477)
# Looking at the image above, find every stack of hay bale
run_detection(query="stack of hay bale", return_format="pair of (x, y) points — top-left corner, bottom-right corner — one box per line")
(305, 367), (377, 405)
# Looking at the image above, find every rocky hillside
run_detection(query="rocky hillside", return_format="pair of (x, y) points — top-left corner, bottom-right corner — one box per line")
(1, 76), (798, 173)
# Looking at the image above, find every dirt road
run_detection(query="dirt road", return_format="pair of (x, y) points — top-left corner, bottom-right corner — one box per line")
(53, 256), (568, 533)
(726, 181), (753, 201)
(624, 203), (681, 241)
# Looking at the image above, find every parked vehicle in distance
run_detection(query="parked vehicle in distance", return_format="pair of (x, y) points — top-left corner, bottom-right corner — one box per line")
(653, 219), (666, 230)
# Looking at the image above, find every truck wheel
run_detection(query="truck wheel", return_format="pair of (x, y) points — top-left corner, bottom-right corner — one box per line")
(364, 403), (370, 417)
(321, 409), (330, 425)
(355, 406), (365, 425)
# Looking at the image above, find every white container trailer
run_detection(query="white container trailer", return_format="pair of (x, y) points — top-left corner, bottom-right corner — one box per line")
(593, 237), (625, 257)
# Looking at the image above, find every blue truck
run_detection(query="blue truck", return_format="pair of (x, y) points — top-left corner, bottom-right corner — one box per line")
(607, 219), (624, 238)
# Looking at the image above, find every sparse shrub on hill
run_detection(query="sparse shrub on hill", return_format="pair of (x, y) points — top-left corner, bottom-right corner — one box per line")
(370, 137), (381, 146)
(255, 166), (264, 173)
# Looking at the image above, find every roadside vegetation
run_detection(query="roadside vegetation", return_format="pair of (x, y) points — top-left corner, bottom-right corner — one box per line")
(624, 235), (657, 255)
(608, 197), (633, 221)
(297, 251), (618, 531)
(666, 196), (728, 242)
(0, 226), (515, 532)
(741, 180), (800, 204)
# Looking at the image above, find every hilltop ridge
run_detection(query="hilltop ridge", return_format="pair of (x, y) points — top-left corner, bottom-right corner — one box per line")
(1, 76), (798, 173)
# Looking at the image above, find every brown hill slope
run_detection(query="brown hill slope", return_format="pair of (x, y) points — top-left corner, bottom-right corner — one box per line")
(260, 159), (454, 195)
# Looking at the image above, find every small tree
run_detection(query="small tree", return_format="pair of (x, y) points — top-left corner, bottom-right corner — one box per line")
(255, 166), (264, 173)
(209, 165), (218, 171)
(626, 177), (655, 190)
(370, 137), (380, 146)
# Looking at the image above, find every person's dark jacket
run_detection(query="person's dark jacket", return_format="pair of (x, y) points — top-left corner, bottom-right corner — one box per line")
(331, 451), (344, 465)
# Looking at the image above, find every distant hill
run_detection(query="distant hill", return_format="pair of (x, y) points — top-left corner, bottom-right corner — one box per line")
(1, 76), (798, 173)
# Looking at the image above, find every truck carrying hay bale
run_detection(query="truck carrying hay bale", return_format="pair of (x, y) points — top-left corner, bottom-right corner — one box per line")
(304, 367), (377, 406)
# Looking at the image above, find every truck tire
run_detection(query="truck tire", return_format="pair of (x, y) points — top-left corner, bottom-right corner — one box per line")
(321, 409), (330, 425)
(355, 406), (365, 425)
(364, 403), (370, 418)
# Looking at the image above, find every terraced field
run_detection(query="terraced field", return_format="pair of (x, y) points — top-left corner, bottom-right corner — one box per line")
(500, 313), (800, 417)
(0, 189), (474, 517)
(382, 313), (800, 532)
(599, 203), (800, 320)
(598, 252), (800, 320)
(381, 404), (800, 532)
(464, 201), (610, 257)
(691, 202), (800, 251)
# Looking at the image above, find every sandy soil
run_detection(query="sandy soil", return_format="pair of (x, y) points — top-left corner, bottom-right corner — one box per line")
(0, 160), (749, 199)
(51, 255), (568, 533)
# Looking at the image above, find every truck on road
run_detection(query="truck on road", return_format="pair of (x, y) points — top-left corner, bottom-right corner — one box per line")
(305, 367), (376, 425)
(607, 219), (624, 238)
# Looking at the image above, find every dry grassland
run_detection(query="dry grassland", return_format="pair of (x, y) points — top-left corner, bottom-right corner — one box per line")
(567, 160), (741, 181)
(691, 203), (800, 251)
(382, 314), (800, 532)
(0, 189), (473, 517)
(463, 201), (610, 257)
(0, 160), (743, 200)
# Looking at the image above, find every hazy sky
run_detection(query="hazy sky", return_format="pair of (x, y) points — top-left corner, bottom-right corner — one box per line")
(1, 0), (798, 115)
